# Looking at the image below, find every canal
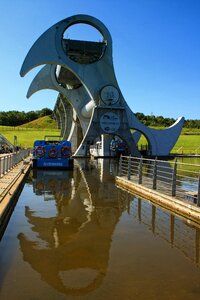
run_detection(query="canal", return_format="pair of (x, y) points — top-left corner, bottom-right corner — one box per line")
(0, 158), (200, 300)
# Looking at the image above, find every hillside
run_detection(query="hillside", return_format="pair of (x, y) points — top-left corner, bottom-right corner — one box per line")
(0, 115), (199, 153)
(0, 116), (60, 148)
(19, 116), (58, 129)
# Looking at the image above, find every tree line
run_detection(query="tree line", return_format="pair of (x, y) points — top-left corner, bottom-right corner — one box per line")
(0, 108), (53, 126)
(135, 112), (200, 129)
(0, 109), (199, 128)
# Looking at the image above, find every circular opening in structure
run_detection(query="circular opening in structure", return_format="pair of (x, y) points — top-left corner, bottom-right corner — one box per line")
(62, 23), (106, 64)
(55, 65), (82, 89)
(64, 23), (103, 42)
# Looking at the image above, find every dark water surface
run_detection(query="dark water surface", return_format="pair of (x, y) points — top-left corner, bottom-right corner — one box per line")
(0, 159), (200, 300)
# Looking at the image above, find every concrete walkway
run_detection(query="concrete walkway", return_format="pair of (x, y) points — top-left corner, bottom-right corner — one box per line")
(0, 157), (32, 232)
(116, 176), (200, 225)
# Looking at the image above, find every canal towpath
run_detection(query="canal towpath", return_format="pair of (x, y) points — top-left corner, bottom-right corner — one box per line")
(0, 155), (32, 234)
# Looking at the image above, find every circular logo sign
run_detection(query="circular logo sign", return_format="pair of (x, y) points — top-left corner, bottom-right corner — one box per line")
(100, 112), (120, 133)
(100, 85), (120, 105)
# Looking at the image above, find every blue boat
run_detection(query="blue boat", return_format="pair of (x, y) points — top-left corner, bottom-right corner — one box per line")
(32, 137), (73, 169)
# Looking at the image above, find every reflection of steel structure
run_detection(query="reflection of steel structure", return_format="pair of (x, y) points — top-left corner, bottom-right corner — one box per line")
(18, 159), (199, 298)
(19, 160), (129, 296)
(20, 14), (184, 157)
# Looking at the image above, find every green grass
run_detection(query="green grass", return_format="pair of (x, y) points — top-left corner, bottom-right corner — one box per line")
(171, 135), (200, 154)
(136, 127), (200, 155)
(1, 129), (60, 148)
(19, 116), (58, 129)
(0, 116), (60, 148)
(1, 117), (199, 154)
(148, 126), (200, 135)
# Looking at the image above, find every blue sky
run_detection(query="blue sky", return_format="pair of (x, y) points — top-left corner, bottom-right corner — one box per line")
(0, 0), (199, 119)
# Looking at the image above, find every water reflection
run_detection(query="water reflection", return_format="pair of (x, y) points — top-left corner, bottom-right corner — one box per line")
(15, 158), (200, 298)
(130, 197), (200, 266)
(18, 159), (129, 296)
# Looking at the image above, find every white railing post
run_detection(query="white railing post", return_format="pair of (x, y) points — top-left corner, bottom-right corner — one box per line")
(5, 155), (8, 173)
(197, 173), (200, 207)
(9, 154), (12, 170)
(11, 154), (14, 169)
(127, 155), (131, 180)
(152, 158), (157, 190)
(172, 160), (177, 197)
(138, 157), (143, 184)
(3, 157), (6, 175)
(118, 155), (122, 176)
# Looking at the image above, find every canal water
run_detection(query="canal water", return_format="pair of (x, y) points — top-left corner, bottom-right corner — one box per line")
(0, 158), (200, 300)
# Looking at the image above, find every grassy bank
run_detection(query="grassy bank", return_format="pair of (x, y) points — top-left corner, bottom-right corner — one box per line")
(138, 134), (199, 155)
(2, 129), (199, 154)
(0, 129), (61, 148)
(0, 116), (60, 148)
(0, 116), (199, 154)
(170, 135), (200, 154)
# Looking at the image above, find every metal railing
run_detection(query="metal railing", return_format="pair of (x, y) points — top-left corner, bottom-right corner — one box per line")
(118, 156), (200, 207)
(0, 149), (31, 177)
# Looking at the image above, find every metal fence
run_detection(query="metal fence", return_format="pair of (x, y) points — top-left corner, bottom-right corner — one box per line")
(118, 156), (200, 207)
(0, 149), (31, 177)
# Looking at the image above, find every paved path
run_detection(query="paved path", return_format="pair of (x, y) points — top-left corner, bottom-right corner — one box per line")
(116, 176), (200, 225)
(0, 158), (31, 197)
(0, 157), (32, 229)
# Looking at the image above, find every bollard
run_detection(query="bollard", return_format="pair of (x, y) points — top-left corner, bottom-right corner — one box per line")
(138, 157), (143, 184)
(152, 158), (157, 190)
(172, 159), (177, 197)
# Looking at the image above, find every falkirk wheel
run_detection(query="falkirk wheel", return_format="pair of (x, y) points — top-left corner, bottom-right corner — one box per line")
(20, 14), (184, 157)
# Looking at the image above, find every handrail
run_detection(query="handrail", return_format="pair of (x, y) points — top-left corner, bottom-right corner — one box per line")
(0, 149), (31, 177)
(118, 155), (200, 207)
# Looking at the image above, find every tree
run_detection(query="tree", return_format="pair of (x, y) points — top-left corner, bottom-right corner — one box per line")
(39, 108), (53, 117)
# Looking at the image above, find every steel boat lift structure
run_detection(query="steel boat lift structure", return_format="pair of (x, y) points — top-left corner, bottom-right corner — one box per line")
(20, 14), (184, 157)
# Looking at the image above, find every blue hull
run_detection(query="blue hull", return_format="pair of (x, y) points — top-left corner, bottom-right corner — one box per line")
(33, 158), (73, 169)
(32, 139), (73, 170)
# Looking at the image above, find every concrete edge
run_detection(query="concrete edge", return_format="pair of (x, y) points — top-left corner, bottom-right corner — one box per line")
(116, 176), (200, 225)
(0, 163), (31, 235)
